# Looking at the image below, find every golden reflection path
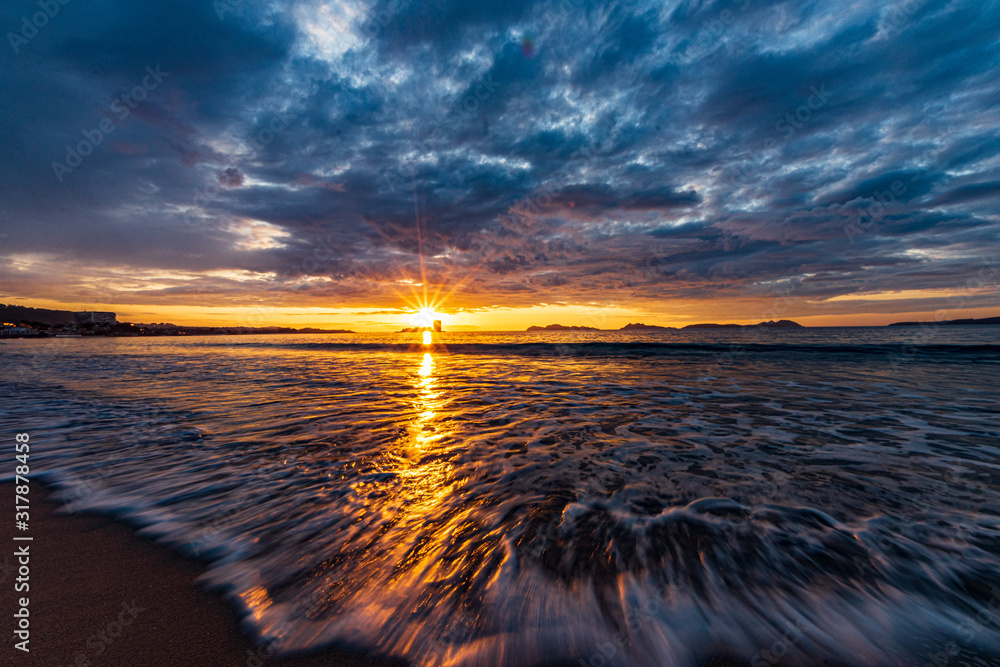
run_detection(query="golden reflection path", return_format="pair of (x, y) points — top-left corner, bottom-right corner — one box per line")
(240, 347), (472, 661)
(367, 346), (470, 660)
(399, 349), (452, 504)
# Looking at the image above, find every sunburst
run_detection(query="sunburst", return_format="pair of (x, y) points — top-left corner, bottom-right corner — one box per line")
(413, 307), (439, 329)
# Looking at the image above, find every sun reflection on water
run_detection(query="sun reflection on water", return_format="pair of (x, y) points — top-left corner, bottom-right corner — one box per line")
(413, 352), (443, 450)
(224, 348), (473, 659)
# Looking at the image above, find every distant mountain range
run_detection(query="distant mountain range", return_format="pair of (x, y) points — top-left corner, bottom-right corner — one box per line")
(527, 320), (804, 331)
(888, 316), (1000, 326)
(621, 323), (675, 330)
(526, 324), (601, 331)
(683, 320), (804, 329)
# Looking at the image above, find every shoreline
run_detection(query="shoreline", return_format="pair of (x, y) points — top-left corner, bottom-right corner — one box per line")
(3, 483), (404, 667)
(4, 484), (761, 667)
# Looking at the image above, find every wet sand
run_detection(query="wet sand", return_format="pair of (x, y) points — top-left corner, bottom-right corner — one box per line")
(3, 483), (406, 667)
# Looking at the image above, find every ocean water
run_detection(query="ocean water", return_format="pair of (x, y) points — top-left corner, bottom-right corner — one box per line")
(2, 328), (1000, 666)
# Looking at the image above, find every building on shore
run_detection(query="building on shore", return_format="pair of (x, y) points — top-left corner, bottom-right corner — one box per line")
(1, 324), (39, 337)
(74, 311), (117, 325)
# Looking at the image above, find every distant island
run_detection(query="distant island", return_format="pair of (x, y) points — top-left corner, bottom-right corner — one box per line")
(526, 319), (805, 332)
(888, 316), (1000, 327)
(527, 324), (601, 331)
(621, 323), (676, 330)
(683, 320), (804, 329)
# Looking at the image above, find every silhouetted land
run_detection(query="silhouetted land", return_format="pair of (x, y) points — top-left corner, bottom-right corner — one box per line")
(526, 320), (804, 331)
(683, 320), (804, 329)
(128, 325), (355, 336)
(888, 316), (1000, 326)
(621, 323), (676, 330)
(0, 303), (354, 336)
(0, 303), (74, 325)
(526, 324), (601, 331)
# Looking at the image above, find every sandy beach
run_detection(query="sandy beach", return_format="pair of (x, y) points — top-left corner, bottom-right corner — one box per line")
(4, 483), (405, 667)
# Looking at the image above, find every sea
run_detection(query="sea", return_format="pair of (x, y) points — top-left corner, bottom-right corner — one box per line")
(2, 328), (999, 666)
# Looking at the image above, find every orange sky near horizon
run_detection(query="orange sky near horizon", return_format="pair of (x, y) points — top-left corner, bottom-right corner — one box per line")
(6, 294), (999, 331)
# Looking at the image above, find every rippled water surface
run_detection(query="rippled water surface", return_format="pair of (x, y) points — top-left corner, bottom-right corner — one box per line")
(2, 329), (1000, 666)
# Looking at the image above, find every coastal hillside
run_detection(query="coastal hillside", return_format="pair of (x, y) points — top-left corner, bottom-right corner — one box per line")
(0, 303), (75, 326)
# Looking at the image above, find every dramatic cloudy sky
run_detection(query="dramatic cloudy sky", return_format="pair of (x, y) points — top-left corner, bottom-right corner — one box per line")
(1, 0), (998, 329)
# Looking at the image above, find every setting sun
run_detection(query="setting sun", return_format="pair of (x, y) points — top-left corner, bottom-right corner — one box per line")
(413, 308), (439, 329)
